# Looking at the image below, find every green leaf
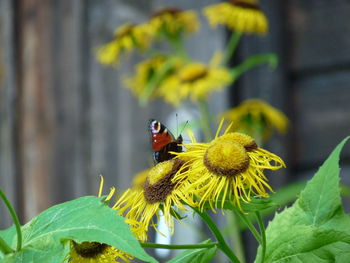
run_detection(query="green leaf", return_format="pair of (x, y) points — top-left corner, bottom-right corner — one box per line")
(202, 196), (277, 213)
(0, 225), (16, 248)
(255, 137), (350, 263)
(230, 53), (278, 82)
(167, 240), (217, 263)
(2, 196), (156, 263)
(239, 181), (306, 229)
(0, 226), (16, 259)
(240, 198), (278, 212)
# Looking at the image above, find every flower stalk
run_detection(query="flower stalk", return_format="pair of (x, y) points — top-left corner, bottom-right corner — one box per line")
(193, 207), (241, 263)
(230, 53), (278, 81)
(141, 242), (218, 249)
(227, 211), (246, 263)
(223, 32), (242, 65)
(197, 99), (214, 141)
(0, 189), (22, 252)
(235, 209), (262, 244)
(256, 211), (266, 263)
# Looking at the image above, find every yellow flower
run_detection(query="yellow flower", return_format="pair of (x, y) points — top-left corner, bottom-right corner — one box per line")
(96, 23), (152, 65)
(220, 99), (289, 142)
(157, 56), (231, 107)
(149, 8), (199, 38)
(69, 241), (133, 263)
(204, 0), (268, 34)
(131, 169), (151, 189)
(114, 159), (196, 241)
(173, 122), (285, 211)
(124, 56), (184, 101)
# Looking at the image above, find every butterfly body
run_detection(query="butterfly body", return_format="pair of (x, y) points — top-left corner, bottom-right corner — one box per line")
(149, 119), (183, 163)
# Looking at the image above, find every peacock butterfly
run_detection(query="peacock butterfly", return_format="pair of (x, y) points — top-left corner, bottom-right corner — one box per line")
(149, 119), (183, 164)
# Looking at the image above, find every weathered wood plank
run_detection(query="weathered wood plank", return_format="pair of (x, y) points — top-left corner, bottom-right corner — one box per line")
(293, 71), (350, 167)
(50, 1), (88, 203)
(17, 0), (56, 221)
(87, 0), (157, 192)
(288, 0), (350, 71)
(0, 0), (17, 228)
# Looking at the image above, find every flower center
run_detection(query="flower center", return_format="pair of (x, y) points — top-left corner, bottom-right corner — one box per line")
(179, 64), (208, 83)
(212, 133), (257, 152)
(230, 0), (260, 10)
(143, 159), (184, 203)
(72, 241), (107, 258)
(151, 7), (182, 18)
(204, 141), (249, 177)
(115, 23), (135, 39)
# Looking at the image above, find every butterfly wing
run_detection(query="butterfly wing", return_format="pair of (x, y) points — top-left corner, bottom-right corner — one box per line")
(149, 119), (176, 151)
(149, 119), (183, 163)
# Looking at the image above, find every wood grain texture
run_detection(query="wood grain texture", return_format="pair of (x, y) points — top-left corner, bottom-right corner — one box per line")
(17, 0), (56, 221)
(0, 0), (17, 228)
(49, 1), (88, 203)
(287, 0), (350, 71)
(86, 0), (159, 193)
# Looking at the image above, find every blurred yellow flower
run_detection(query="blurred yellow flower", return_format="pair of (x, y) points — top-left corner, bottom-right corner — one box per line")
(220, 99), (289, 142)
(157, 56), (231, 107)
(114, 159), (196, 241)
(124, 56), (184, 101)
(69, 241), (133, 263)
(173, 123), (285, 211)
(96, 23), (152, 65)
(204, 0), (268, 34)
(149, 8), (199, 38)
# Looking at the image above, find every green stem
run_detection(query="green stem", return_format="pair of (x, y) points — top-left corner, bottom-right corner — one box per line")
(168, 35), (189, 61)
(223, 32), (242, 65)
(255, 212), (266, 263)
(193, 207), (240, 263)
(141, 242), (218, 249)
(227, 212), (246, 263)
(197, 99), (213, 141)
(0, 236), (14, 255)
(141, 58), (175, 104)
(0, 189), (22, 251)
(230, 53), (278, 81)
(235, 209), (262, 244)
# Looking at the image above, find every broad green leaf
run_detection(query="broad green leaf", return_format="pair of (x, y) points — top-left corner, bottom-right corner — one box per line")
(239, 181), (350, 230)
(167, 240), (217, 263)
(2, 196), (156, 263)
(255, 137), (350, 263)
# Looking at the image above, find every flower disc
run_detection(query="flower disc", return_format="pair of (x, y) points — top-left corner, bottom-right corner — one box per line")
(144, 159), (183, 203)
(212, 132), (257, 151)
(204, 141), (249, 177)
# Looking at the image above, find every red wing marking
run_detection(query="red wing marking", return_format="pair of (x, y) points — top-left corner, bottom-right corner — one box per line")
(149, 119), (176, 151)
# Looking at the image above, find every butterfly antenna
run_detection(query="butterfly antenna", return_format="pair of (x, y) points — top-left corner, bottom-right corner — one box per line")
(176, 113), (179, 137)
(179, 120), (189, 136)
